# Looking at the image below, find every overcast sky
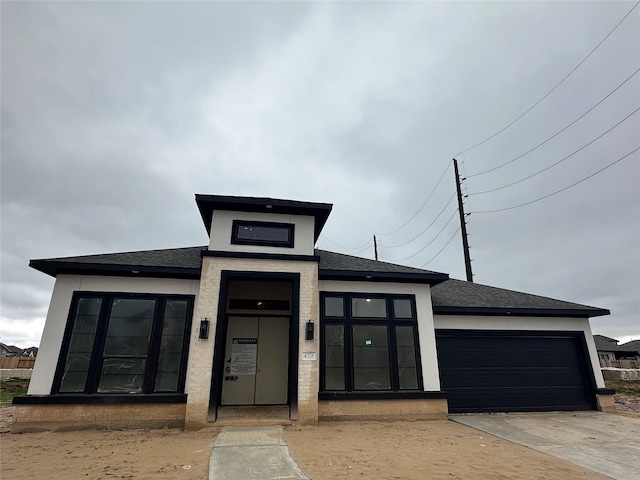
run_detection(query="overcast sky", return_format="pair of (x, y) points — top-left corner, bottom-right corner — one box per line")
(1, 1), (638, 348)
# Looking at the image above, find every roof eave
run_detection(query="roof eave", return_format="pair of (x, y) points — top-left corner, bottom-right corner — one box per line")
(29, 260), (201, 280)
(195, 194), (333, 241)
(433, 306), (611, 318)
(319, 269), (449, 285)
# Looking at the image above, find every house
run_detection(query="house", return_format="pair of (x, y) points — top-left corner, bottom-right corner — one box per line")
(620, 340), (640, 358)
(20, 347), (39, 358)
(0, 343), (37, 370)
(0, 343), (26, 357)
(593, 335), (639, 361)
(1, 343), (19, 357)
(13, 194), (615, 431)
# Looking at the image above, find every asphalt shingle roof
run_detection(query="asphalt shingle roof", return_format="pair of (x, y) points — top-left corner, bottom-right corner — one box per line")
(316, 249), (442, 275)
(431, 278), (608, 317)
(29, 245), (609, 317)
(593, 335), (639, 352)
(29, 246), (206, 278)
(620, 340), (640, 352)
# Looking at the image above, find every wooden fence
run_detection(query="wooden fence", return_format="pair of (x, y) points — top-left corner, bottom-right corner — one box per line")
(0, 357), (36, 369)
(599, 358), (640, 369)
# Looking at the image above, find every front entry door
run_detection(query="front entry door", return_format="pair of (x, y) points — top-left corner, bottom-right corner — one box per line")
(221, 316), (289, 405)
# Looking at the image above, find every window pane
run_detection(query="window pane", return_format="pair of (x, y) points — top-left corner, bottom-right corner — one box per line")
(98, 299), (154, 393)
(324, 324), (345, 390)
(324, 297), (344, 317)
(352, 325), (390, 390)
(232, 221), (294, 247)
(236, 224), (290, 243)
(396, 326), (418, 389)
(154, 300), (188, 393)
(155, 369), (180, 392)
(103, 299), (155, 356)
(393, 299), (413, 319)
(59, 298), (102, 393)
(351, 298), (387, 318)
(97, 358), (146, 393)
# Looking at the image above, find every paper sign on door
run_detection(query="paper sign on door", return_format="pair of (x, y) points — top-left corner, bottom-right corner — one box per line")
(229, 338), (257, 375)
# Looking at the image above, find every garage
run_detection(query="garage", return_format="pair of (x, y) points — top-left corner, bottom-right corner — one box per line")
(436, 330), (597, 413)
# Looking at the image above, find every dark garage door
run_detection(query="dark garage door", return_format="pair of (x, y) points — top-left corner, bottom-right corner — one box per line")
(436, 331), (596, 413)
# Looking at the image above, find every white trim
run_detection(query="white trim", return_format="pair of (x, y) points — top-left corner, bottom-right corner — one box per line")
(434, 315), (605, 388)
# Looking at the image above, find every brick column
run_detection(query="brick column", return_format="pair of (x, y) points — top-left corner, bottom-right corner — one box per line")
(185, 257), (320, 427)
(185, 256), (220, 427)
(296, 264), (319, 423)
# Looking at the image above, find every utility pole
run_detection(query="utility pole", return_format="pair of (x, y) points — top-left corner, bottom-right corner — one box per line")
(373, 235), (379, 261)
(453, 158), (473, 282)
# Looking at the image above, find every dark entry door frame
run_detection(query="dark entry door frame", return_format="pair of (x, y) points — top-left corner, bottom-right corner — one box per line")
(209, 271), (300, 419)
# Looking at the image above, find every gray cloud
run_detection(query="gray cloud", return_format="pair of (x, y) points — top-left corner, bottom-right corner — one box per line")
(2, 1), (638, 347)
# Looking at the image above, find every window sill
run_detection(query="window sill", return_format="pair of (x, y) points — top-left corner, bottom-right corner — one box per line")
(12, 394), (187, 405)
(319, 391), (447, 401)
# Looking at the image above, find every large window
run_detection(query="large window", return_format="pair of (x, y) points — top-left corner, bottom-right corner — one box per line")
(320, 293), (422, 393)
(231, 220), (294, 248)
(55, 293), (193, 395)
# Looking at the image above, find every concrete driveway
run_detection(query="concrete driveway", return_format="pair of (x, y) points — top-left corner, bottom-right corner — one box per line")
(451, 412), (640, 480)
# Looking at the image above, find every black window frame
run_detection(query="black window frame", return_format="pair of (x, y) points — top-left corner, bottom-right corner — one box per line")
(52, 292), (194, 396)
(231, 220), (295, 248)
(320, 292), (424, 394)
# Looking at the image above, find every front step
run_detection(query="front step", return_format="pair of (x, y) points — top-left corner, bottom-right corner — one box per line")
(213, 405), (292, 426)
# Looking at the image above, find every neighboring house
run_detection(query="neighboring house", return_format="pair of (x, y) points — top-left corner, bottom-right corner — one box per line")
(13, 194), (615, 431)
(593, 335), (639, 361)
(619, 340), (640, 359)
(21, 347), (39, 358)
(0, 343), (37, 369)
(0, 343), (26, 357)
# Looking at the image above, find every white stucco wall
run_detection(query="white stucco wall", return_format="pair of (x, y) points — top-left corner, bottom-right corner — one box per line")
(208, 210), (315, 256)
(433, 314), (605, 388)
(318, 280), (441, 391)
(28, 275), (200, 395)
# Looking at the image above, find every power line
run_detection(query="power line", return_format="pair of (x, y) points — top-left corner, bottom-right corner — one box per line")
(470, 107), (640, 195)
(350, 243), (377, 256)
(455, 1), (640, 157)
(319, 235), (372, 251)
(473, 146), (639, 214)
(467, 66), (640, 178)
(384, 208), (459, 262)
(379, 193), (456, 248)
(419, 226), (461, 268)
(377, 160), (450, 236)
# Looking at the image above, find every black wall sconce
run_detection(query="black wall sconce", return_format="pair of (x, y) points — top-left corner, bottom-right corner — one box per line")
(199, 318), (210, 340)
(305, 320), (314, 341)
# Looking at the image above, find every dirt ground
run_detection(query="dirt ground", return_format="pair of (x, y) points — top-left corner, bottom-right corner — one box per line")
(2, 414), (624, 480)
(0, 423), (217, 480)
(2, 390), (639, 480)
(285, 419), (615, 480)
